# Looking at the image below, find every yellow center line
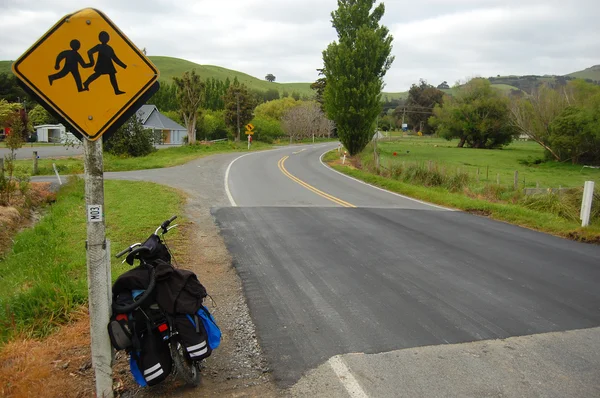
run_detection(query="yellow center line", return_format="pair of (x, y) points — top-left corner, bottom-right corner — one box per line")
(278, 156), (356, 208)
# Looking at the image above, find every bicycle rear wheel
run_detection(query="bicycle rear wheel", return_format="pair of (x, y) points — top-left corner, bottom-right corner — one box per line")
(170, 341), (201, 387)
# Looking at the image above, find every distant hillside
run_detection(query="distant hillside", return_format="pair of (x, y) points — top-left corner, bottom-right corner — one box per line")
(2, 56), (599, 99)
(1, 56), (406, 100)
(148, 56), (314, 97)
(569, 65), (600, 82)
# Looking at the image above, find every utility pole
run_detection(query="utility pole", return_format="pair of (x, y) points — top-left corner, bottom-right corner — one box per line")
(83, 137), (112, 397)
(236, 92), (241, 142)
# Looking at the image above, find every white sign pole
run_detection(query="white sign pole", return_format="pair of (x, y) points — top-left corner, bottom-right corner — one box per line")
(83, 136), (113, 398)
(581, 181), (595, 227)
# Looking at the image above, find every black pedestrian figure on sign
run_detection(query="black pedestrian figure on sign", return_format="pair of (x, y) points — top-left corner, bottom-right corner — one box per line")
(48, 39), (92, 92)
(83, 31), (127, 95)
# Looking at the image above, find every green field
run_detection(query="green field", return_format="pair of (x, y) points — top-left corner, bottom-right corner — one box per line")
(328, 137), (600, 241)
(0, 178), (185, 343)
(375, 137), (599, 189)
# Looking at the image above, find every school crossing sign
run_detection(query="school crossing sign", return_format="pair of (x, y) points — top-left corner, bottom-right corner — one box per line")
(12, 8), (159, 141)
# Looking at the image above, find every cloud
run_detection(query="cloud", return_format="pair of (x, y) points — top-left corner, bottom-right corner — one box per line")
(1, 0), (598, 92)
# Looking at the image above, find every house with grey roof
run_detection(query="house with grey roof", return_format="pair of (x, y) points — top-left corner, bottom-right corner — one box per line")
(136, 105), (187, 145)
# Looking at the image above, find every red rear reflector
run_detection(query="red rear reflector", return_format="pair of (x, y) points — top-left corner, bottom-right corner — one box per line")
(158, 324), (168, 332)
(116, 314), (128, 321)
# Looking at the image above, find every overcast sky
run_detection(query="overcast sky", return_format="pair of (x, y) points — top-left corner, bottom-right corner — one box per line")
(1, 0), (598, 92)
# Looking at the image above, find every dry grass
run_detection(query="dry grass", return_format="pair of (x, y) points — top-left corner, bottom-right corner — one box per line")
(0, 308), (95, 398)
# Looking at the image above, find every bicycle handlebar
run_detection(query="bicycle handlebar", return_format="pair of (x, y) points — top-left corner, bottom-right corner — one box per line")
(161, 215), (177, 231)
(116, 246), (131, 258)
(116, 216), (177, 259)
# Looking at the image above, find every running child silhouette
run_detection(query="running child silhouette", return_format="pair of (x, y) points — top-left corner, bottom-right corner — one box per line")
(48, 39), (92, 92)
(83, 31), (127, 95)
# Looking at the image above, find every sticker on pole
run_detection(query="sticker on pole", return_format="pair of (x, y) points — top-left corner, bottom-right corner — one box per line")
(11, 8), (159, 141)
(88, 205), (103, 222)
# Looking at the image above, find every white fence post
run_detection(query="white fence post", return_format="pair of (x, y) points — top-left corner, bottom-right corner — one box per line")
(581, 181), (595, 227)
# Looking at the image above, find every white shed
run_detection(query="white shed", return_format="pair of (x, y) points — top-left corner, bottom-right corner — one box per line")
(34, 124), (81, 144)
(35, 124), (65, 143)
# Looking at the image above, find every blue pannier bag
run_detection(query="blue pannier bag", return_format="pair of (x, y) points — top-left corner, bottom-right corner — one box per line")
(197, 305), (221, 350)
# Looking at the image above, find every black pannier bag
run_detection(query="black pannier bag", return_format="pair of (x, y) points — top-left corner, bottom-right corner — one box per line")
(174, 314), (212, 361)
(108, 313), (133, 351)
(135, 329), (173, 386)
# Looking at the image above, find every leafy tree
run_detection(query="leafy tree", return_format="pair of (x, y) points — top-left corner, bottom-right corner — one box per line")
(250, 116), (284, 143)
(5, 110), (27, 155)
(509, 84), (568, 160)
(548, 93), (600, 165)
(0, 73), (29, 103)
(429, 78), (515, 149)
(310, 68), (327, 112)
(291, 91), (301, 101)
(322, 0), (394, 155)
(197, 110), (228, 141)
(405, 79), (444, 134)
(254, 97), (300, 121)
(264, 89), (280, 102)
(28, 104), (58, 127)
(265, 74), (276, 83)
(103, 115), (155, 157)
(148, 82), (178, 112)
(223, 80), (255, 141)
(0, 99), (21, 127)
(204, 78), (227, 111)
(173, 70), (205, 144)
(437, 81), (450, 90)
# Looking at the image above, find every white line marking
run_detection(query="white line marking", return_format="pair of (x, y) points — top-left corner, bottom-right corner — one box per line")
(225, 152), (256, 206)
(225, 144), (323, 206)
(328, 356), (369, 398)
(319, 149), (454, 211)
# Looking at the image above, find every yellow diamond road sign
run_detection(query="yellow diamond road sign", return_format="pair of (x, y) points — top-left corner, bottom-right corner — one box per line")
(12, 8), (159, 141)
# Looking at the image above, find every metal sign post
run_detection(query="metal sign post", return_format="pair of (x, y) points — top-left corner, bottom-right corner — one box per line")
(12, 8), (160, 397)
(245, 123), (254, 150)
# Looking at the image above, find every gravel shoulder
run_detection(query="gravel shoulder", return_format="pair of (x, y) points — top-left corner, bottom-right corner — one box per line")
(108, 152), (281, 397)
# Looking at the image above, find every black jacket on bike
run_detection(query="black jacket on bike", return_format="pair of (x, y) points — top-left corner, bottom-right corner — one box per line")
(112, 259), (207, 315)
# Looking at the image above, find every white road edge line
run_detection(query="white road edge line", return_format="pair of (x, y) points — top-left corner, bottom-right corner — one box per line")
(319, 149), (454, 211)
(225, 152), (256, 207)
(225, 144), (326, 206)
(328, 356), (369, 398)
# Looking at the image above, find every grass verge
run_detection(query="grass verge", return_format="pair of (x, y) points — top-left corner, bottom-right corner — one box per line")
(323, 150), (600, 242)
(0, 177), (186, 344)
(15, 140), (275, 176)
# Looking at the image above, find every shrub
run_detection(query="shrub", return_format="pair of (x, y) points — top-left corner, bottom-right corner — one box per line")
(250, 116), (284, 143)
(103, 115), (155, 157)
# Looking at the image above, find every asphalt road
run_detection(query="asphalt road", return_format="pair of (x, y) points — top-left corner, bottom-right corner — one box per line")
(214, 143), (600, 396)
(0, 143), (84, 159)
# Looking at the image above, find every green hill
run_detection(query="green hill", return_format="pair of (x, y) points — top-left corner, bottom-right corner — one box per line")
(148, 56), (314, 97)
(0, 56), (405, 100)
(3, 56), (598, 99)
(568, 65), (600, 82)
